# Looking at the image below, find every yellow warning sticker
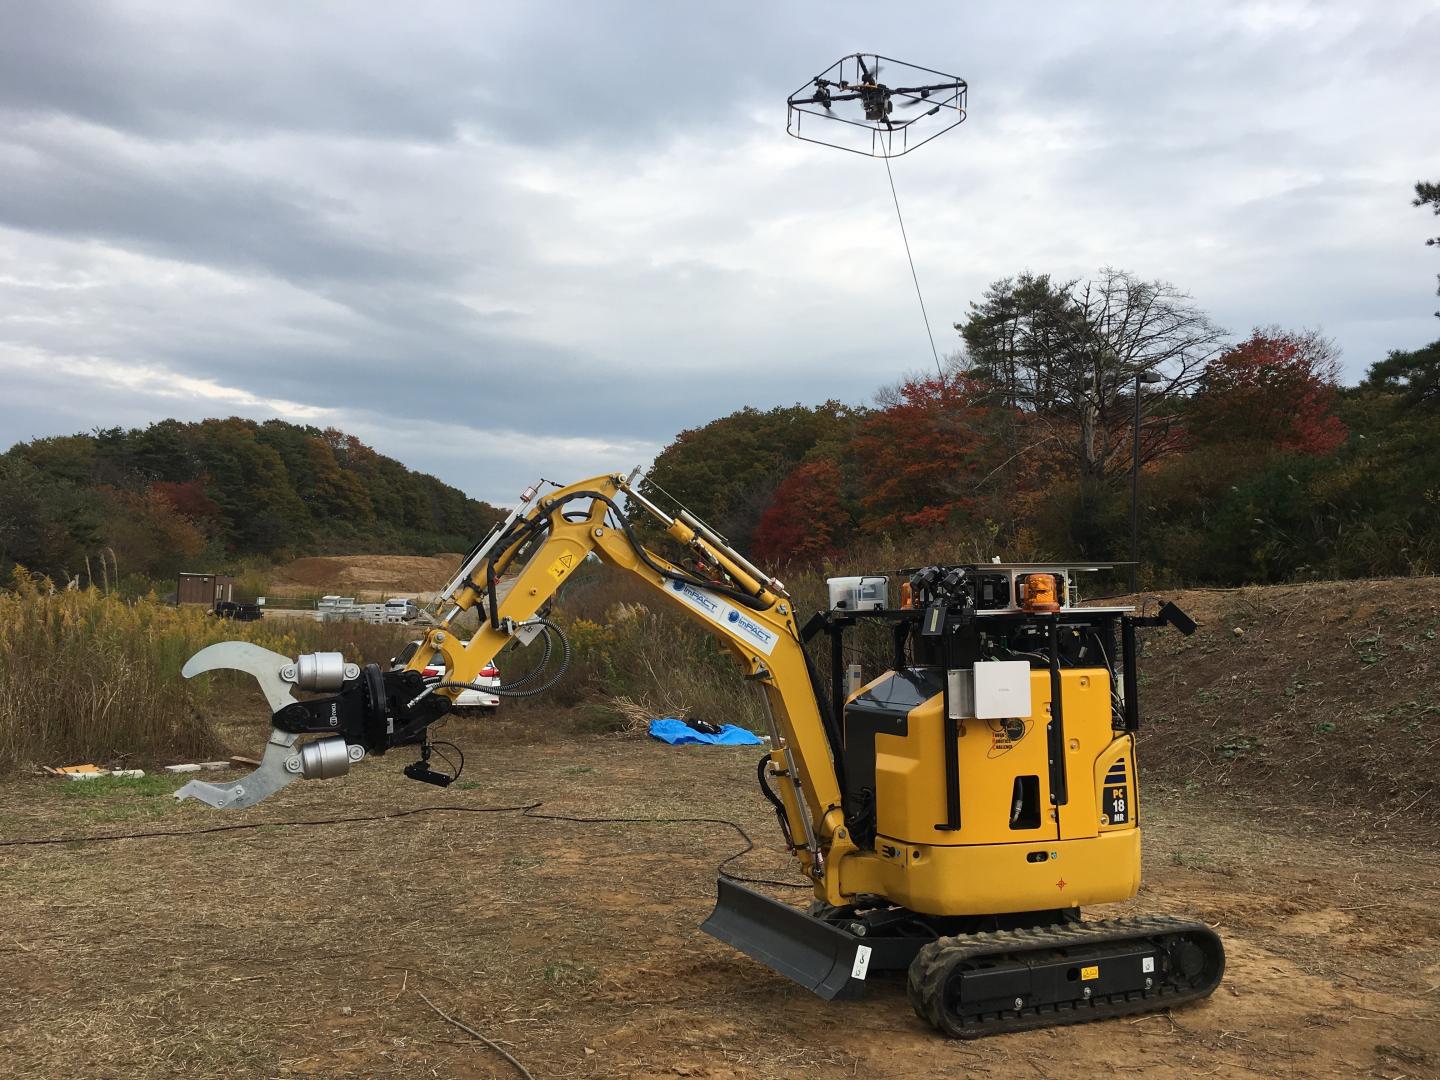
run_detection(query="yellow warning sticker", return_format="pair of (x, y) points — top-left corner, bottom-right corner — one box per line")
(1080, 965), (1100, 981)
(548, 553), (576, 580)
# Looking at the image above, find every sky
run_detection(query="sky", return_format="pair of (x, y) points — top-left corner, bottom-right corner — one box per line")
(1, 1), (1436, 506)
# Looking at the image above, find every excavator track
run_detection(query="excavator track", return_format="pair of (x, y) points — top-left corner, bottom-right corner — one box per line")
(907, 915), (1224, 1038)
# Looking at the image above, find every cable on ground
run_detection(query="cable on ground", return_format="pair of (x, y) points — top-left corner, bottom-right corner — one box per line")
(0, 800), (812, 890)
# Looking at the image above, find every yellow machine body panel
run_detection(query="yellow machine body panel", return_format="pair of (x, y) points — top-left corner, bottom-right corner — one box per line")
(834, 668), (1141, 916)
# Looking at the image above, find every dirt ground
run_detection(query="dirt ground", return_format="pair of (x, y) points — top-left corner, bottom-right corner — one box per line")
(267, 554), (462, 598)
(2, 708), (1437, 1080)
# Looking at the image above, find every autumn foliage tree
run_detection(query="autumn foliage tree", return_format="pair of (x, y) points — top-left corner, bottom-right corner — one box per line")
(0, 418), (504, 584)
(850, 371), (995, 531)
(100, 488), (208, 578)
(750, 460), (851, 565)
(1188, 329), (1347, 455)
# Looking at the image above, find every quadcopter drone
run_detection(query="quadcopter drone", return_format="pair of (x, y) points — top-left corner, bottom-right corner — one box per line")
(787, 53), (967, 158)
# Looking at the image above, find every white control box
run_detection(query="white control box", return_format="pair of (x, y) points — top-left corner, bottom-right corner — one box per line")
(827, 576), (889, 612)
(973, 660), (1033, 719)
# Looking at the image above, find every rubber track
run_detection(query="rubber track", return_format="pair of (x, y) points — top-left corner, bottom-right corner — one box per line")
(907, 915), (1224, 1038)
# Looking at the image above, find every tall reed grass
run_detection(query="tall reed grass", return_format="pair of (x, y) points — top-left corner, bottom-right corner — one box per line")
(0, 571), (411, 769)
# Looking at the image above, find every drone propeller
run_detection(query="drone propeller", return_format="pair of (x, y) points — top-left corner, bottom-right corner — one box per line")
(855, 55), (883, 84)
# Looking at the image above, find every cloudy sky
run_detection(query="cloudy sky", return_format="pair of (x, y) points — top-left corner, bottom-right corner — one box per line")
(2, 2), (1436, 505)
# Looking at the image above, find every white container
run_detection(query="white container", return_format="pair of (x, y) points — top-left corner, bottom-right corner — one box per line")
(827, 576), (889, 612)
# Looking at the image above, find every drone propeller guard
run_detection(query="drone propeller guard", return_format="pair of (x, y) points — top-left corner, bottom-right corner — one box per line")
(786, 53), (968, 158)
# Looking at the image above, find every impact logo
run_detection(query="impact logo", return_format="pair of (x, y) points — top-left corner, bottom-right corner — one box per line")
(671, 579), (721, 616)
(727, 608), (777, 650)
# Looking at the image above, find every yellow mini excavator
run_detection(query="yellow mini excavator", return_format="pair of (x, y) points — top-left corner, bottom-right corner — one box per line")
(176, 472), (1223, 1038)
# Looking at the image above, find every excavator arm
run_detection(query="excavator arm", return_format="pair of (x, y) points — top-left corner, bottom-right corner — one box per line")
(177, 472), (857, 901)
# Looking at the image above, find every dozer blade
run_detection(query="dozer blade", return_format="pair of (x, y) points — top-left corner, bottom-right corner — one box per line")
(700, 877), (869, 1001)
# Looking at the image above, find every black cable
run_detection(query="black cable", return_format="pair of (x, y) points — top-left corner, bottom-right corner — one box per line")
(0, 800), (810, 890)
(0, 803), (538, 847)
(518, 805), (806, 890)
(494, 626), (554, 692)
(430, 740), (465, 783)
(425, 622), (570, 704)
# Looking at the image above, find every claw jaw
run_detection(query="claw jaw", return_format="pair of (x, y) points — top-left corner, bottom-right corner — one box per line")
(175, 643), (367, 810)
(175, 728), (301, 808)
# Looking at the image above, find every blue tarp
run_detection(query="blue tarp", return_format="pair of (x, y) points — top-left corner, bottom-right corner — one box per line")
(647, 718), (765, 746)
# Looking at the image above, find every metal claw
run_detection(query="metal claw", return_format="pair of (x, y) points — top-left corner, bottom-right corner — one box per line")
(175, 641), (304, 809)
(181, 641), (300, 713)
(176, 726), (301, 809)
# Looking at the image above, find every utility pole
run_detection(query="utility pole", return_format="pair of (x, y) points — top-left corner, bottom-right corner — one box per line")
(1130, 370), (1164, 594)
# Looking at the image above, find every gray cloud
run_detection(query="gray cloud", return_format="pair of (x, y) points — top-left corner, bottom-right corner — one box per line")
(1, 0), (1437, 506)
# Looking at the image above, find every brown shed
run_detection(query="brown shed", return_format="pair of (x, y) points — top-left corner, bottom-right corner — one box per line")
(177, 572), (235, 606)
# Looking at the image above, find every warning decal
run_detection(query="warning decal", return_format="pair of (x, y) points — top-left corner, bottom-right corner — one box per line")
(548, 553), (577, 581)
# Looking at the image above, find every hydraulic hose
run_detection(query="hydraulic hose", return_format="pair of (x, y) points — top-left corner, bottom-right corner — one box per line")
(478, 488), (771, 614)
(432, 618), (571, 700)
(498, 625), (554, 691)
(756, 753), (796, 852)
(557, 489), (771, 611)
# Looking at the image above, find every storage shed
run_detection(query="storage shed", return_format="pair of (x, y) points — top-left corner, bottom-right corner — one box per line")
(177, 572), (235, 607)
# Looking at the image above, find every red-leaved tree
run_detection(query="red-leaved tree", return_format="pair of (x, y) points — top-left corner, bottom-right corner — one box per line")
(149, 479), (221, 527)
(750, 460), (851, 565)
(1189, 329), (1347, 455)
(851, 372), (993, 531)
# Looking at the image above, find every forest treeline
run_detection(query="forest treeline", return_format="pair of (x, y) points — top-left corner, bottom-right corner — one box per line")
(5, 179), (1437, 597)
(0, 418), (503, 590)
(640, 266), (1439, 588)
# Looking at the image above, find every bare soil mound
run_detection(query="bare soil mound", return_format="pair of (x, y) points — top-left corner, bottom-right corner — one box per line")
(1126, 576), (1440, 831)
(267, 553), (461, 597)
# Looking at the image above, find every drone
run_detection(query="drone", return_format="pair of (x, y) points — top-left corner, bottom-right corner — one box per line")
(786, 53), (967, 158)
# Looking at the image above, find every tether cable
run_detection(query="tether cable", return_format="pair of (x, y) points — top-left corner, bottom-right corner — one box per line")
(884, 153), (944, 381)
(0, 800), (810, 890)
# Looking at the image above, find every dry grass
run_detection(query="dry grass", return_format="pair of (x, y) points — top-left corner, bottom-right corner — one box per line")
(605, 693), (688, 737)
(0, 571), (413, 770)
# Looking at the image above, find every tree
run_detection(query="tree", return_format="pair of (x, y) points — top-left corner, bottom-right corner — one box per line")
(100, 487), (208, 578)
(751, 461), (851, 565)
(961, 268), (1226, 482)
(638, 403), (860, 549)
(2, 418), (504, 570)
(1189, 329), (1347, 455)
(1416, 180), (1440, 316)
(850, 371), (994, 531)
(150, 479), (222, 529)
(0, 458), (104, 581)
(1363, 339), (1440, 411)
